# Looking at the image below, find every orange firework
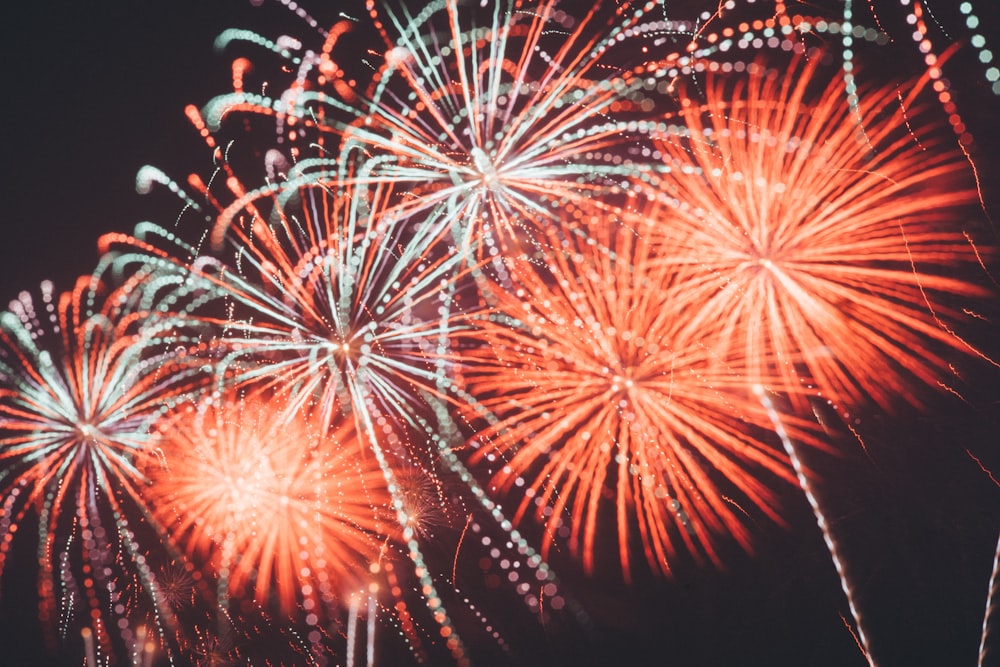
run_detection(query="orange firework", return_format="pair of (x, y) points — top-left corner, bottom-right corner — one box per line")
(145, 390), (394, 614)
(457, 224), (820, 581)
(647, 56), (992, 411)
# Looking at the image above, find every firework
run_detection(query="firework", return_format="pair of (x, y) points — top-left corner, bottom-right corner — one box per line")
(109, 159), (482, 663)
(106, 172), (476, 428)
(647, 55), (992, 412)
(0, 274), (204, 653)
(237, 187), (470, 427)
(205, 0), (681, 256)
(5, 1), (994, 664)
(456, 223), (822, 581)
(144, 389), (394, 616)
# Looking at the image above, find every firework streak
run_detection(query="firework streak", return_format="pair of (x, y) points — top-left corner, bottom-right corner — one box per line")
(1, 1), (997, 665)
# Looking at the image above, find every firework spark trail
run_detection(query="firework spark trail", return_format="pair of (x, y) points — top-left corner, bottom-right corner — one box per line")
(366, 593), (377, 667)
(0, 274), (205, 658)
(348, 390), (472, 664)
(457, 223), (824, 581)
(346, 594), (360, 667)
(81, 626), (97, 667)
(406, 394), (585, 628)
(648, 55), (991, 412)
(956, 2), (1000, 97)
(177, 600), (329, 666)
(754, 385), (874, 667)
(981, 532), (1000, 667)
(895, 2), (976, 145)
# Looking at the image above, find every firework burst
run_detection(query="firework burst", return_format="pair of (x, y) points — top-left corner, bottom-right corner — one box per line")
(106, 176), (476, 435)
(107, 160), (483, 663)
(456, 222), (823, 581)
(647, 56), (993, 412)
(144, 389), (394, 616)
(205, 0), (678, 256)
(0, 274), (204, 653)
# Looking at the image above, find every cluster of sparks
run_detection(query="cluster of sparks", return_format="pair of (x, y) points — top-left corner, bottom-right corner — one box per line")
(1, 1), (997, 665)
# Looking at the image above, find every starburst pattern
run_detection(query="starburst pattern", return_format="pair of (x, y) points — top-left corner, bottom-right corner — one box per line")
(145, 389), (394, 614)
(457, 224), (822, 580)
(192, 182), (473, 435)
(206, 0), (675, 256)
(648, 56), (991, 411)
(0, 275), (203, 651)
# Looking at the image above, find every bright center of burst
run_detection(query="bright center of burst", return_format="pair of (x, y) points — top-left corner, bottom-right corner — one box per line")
(611, 369), (636, 393)
(470, 147), (501, 191)
(328, 337), (350, 354)
(748, 244), (780, 273)
(75, 422), (102, 443)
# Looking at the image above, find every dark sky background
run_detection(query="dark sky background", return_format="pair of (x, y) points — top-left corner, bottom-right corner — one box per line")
(1, 2), (1000, 666)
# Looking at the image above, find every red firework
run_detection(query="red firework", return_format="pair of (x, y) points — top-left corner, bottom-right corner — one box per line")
(0, 274), (204, 649)
(456, 223), (822, 581)
(646, 56), (993, 411)
(144, 389), (395, 615)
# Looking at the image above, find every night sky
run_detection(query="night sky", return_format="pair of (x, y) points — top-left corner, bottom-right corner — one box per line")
(2, 2), (1000, 666)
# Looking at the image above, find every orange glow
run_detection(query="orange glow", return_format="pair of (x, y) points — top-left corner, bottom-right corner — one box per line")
(145, 390), (394, 613)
